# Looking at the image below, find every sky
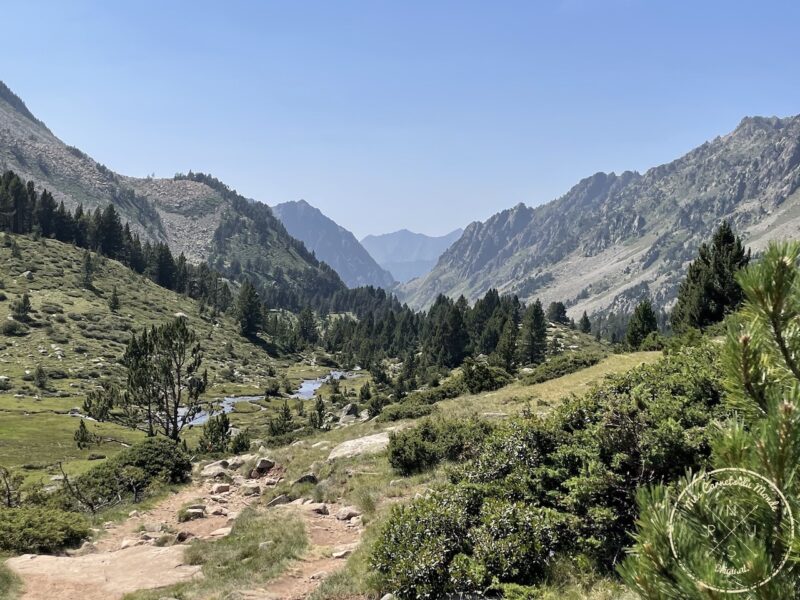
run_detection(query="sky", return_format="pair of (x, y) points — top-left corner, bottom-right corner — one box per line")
(2, 1), (800, 238)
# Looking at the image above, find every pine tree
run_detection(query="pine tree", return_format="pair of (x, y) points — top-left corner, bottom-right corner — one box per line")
(234, 279), (261, 337)
(546, 301), (569, 324)
(671, 221), (750, 332)
(520, 299), (547, 365)
(270, 400), (295, 436)
(620, 242), (800, 597)
(108, 285), (120, 312)
(494, 318), (518, 373)
(579, 311), (591, 334)
(81, 250), (93, 288)
(626, 300), (657, 349)
(11, 293), (31, 321)
(74, 419), (97, 449)
(309, 396), (327, 429)
(198, 413), (231, 454)
(296, 306), (318, 345)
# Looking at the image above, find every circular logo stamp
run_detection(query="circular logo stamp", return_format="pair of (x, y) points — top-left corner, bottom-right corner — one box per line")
(668, 468), (794, 594)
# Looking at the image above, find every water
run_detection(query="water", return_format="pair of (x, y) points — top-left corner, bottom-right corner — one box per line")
(189, 395), (264, 426)
(291, 370), (347, 400)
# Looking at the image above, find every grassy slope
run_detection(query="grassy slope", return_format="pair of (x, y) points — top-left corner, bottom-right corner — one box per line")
(0, 233), (328, 480)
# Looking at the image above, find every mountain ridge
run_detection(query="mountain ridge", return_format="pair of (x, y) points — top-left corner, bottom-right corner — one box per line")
(0, 81), (346, 310)
(401, 114), (800, 314)
(271, 199), (396, 288)
(361, 227), (463, 283)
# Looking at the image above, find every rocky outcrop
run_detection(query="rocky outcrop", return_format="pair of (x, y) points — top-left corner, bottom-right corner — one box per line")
(327, 432), (390, 461)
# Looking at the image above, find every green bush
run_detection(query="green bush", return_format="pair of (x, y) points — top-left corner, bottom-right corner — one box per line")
(0, 507), (89, 553)
(388, 417), (492, 475)
(462, 360), (511, 394)
(0, 320), (29, 337)
(372, 345), (725, 596)
(379, 400), (436, 422)
(57, 437), (191, 512)
(522, 351), (604, 384)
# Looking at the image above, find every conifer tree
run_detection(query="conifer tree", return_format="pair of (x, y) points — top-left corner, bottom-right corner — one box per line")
(620, 242), (800, 597)
(626, 299), (658, 349)
(234, 279), (261, 337)
(546, 301), (569, 324)
(520, 299), (547, 365)
(11, 292), (31, 321)
(296, 306), (318, 345)
(198, 413), (231, 454)
(74, 419), (97, 450)
(494, 317), (518, 372)
(671, 221), (750, 332)
(81, 250), (93, 288)
(108, 285), (120, 312)
(579, 311), (591, 334)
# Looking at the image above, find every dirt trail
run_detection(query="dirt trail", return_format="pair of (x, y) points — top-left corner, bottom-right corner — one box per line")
(239, 502), (362, 600)
(6, 474), (363, 600)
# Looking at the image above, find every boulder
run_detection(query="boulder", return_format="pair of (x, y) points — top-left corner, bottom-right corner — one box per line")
(183, 508), (205, 521)
(211, 483), (230, 494)
(119, 538), (144, 550)
(226, 454), (255, 470)
(332, 549), (352, 559)
(175, 531), (194, 543)
(335, 506), (361, 521)
(255, 457), (275, 472)
(210, 527), (232, 537)
(143, 522), (163, 533)
(241, 483), (260, 496)
(294, 473), (318, 485)
(210, 506), (228, 516)
(266, 494), (290, 508)
(200, 464), (228, 479)
(308, 503), (329, 515)
(328, 432), (390, 461)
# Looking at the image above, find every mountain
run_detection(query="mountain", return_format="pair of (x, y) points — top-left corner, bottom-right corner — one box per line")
(360, 228), (463, 283)
(0, 81), (344, 310)
(402, 115), (800, 315)
(271, 200), (395, 289)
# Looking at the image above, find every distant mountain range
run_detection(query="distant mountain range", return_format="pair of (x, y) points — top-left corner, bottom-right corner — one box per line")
(401, 115), (800, 315)
(271, 200), (395, 288)
(0, 81), (344, 309)
(361, 228), (463, 283)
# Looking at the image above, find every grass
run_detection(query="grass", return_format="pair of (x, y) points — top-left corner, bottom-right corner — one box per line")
(0, 558), (20, 600)
(0, 233), (348, 480)
(124, 508), (307, 599)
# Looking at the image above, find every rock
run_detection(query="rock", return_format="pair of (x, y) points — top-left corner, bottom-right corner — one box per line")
(266, 494), (290, 507)
(200, 464), (228, 479)
(210, 527), (232, 537)
(226, 512), (239, 524)
(262, 477), (280, 486)
(183, 508), (205, 520)
(210, 506), (228, 516)
(66, 541), (96, 557)
(211, 483), (230, 494)
(294, 473), (318, 485)
(332, 549), (352, 559)
(119, 538), (144, 550)
(311, 441), (329, 449)
(340, 403), (359, 417)
(258, 540), (274, 550)
(128, 510), (140, 518)
(349, 515), (363, 527)
(22, 270), (33, 281)
(310, 571), (326, 580)
(328, 432), (390, 461)
(389, 479), (402, 487)
(308, 503), (329, 515)
(186, 504), (206, 512)
(241, 483), (260, 496)
(227, 454), (255, 470)
(176, 531), (194, 543)
(336, 506), (361, 521)
(143, 522), (163, 533)
(380, 594), (396, 600)
(290, 498), (305, 505)
(255, 457), (275, 472)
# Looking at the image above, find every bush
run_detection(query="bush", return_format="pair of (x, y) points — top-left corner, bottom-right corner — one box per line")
(379, 400), (436, 422)
(0, 320), (29, 337)
(462, 360), (511, 394)
(372, 345), (725, 595)
(230, 430), (251, 453)
(0, 507), (89, 553)
(522, 351), (604, 384)
(638, 331), (664, 351)
(58, 437), (191, 512)
(388, 417), (492, 475)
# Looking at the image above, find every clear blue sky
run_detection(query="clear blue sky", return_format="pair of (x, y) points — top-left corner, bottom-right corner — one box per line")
(4, 1), (800, 237)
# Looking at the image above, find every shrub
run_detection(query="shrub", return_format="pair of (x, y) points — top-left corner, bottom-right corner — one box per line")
(638, 331), (664, 351)
(58, 437), (191, 512)
(379, 400), (435, 422)
(388, 417), (492, 475)
(372, 345), (725, 595)
(229, 430), (251, 453)
(462, 360), (511, 394)
(522, 351), (604, 384)
(0, 507), (89, 553)
(0, 320), (29, 337)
